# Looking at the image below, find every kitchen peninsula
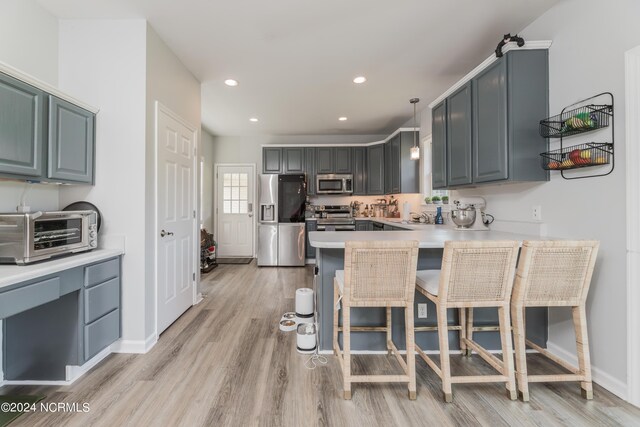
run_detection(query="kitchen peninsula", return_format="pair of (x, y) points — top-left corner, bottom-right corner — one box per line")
(309, 227), (549, 353)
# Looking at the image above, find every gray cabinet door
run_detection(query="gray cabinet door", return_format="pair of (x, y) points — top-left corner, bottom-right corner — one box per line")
(399, 131), (420, 193)
(0, 73), (46, 178)
(48, 96), (95, 183)
(473, 59), (508, 183)
(262, 147), (282, 174)
(390, 136), (401, 193)
(305, 220), (317, 259)
(283, 147), (304, 173)
(431, 101), (447, 189)
(384, 141), (392, 194)
(316, 147), (334, 173)
(446, 83), (473, 186)
(304, 148), (316, 195)
(366, 144), (384, 195)
(355, 221), (371, 231)
(352, 147), (366, 195)
(334, 147), (352, 173)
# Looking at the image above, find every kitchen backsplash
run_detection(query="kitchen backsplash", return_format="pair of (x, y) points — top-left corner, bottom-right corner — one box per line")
(309, 193), (424, 217)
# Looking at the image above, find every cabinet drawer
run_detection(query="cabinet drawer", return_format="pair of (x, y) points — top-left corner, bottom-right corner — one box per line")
(85, 258), (119, 288)
(85, 277), (120, 324)
(0, 277), (60, 318)
(84, 308), (120, 360)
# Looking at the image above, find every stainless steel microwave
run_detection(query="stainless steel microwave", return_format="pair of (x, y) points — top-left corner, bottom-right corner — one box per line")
(316, 174), (353, 194)
(0, 210), (98, 265)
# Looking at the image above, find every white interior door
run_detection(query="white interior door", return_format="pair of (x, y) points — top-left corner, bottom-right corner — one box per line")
(216, 165), (255, 257)
(157, 105), (196, 334)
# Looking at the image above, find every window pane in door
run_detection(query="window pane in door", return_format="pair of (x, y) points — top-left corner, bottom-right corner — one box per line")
(239, 201), (247, 214)
(223, 201), (231, 213)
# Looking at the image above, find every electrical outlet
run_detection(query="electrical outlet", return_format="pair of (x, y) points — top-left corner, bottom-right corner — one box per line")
(532, 205), (542, 221)
(418, 303), (428, 318)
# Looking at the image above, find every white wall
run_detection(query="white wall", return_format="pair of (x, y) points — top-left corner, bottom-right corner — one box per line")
(0, 0), (59, 213)
(144, 24), (201, 338)
(58, 19), (149, 344)
(201, 130), (215, 231)
(454, 0), (640, 396)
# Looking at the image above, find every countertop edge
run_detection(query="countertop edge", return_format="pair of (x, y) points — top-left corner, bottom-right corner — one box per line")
(0, 249), (124, 289)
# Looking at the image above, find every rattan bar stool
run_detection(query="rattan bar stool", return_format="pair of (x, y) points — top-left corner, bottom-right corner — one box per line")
(414, 240), (520, 402)
(511, 240), (599, 401)
(333, 240), (419, 400)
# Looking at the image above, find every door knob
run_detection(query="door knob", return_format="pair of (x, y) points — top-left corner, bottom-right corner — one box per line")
(161, 229), (174, 237)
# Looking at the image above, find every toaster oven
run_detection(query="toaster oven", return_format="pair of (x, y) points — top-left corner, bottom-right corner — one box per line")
(0, 210), (98, 265)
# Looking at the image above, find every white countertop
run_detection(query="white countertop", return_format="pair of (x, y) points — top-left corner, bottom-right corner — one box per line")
(309, 226), (546, 249)
(0, 249), (123, 290)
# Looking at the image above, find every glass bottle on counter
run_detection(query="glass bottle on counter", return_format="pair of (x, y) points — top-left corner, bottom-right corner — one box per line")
(435, 206), (444, 225)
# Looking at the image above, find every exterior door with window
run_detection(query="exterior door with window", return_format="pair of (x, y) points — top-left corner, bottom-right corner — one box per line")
(216, 165), (255, 257)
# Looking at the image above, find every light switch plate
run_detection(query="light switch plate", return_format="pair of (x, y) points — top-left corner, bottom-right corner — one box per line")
(418, 303), (428, 318)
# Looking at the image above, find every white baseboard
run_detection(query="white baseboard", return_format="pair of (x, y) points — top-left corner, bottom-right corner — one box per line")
(1, 347), (112, 387)
(547, 342), (628, 400)
(111, 333), (157, 354)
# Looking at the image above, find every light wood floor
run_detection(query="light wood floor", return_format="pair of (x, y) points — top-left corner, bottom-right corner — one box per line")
(4, 261), (640, 426)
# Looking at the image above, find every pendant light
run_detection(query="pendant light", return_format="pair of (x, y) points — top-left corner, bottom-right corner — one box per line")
(410, 98), (420, 160)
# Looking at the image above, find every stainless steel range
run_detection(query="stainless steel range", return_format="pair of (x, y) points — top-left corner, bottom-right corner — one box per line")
(316, 205), (355, 231)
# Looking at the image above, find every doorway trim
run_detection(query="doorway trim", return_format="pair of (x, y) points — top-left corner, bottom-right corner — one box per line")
(154, 101), (200, 341)
(625, 45), (640, 407)
(213, 163), (258, 258)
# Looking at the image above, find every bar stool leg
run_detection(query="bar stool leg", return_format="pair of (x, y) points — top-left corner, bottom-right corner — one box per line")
(386, 306), (393, 355)
(573, 305), (593, 400)
(466, 308), (474, 357)
(343, 306), (352, 400)
(458, 308), (466, 355)
(498, 306), (517, 400)
(333, 282), (339, 356)
(511, 304), (530, 401)
(405, 304), (417, 400)
(436, 304), (453, 402)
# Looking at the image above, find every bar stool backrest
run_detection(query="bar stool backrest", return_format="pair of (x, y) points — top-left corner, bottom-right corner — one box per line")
(344, 241), (419, 307)
(513, 240), (600, 307)
(438, 240), (520, 305)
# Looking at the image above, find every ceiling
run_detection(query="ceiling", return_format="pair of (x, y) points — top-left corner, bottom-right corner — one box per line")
(38, 0), (560, 136)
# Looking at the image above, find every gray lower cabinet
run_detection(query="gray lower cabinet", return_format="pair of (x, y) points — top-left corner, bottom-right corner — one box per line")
(446, 82), (473, 186)
(334, 147), (352, 173)
(262, 147), (283, 174)
(0, 72), (46, 178)
(366, 144), (385, 195)
(48, 96), (95, 184)
(352, 147), (367, 195)
(304, 148), (316, 195)
(283, 147), (304, 174)
(355, 220), (372, 231)
(1, 256), (122, 380)
(305, 220), (317, 259)
(316, 147), (334, 174)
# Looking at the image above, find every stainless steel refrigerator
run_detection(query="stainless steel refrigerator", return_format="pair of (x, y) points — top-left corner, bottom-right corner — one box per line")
(257, 174), (306, 266)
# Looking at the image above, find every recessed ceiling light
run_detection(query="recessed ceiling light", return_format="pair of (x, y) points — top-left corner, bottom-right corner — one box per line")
(338, 117), (348, 121)
(249, 117), (259, 122)
(224, 79), (238, 87)
(353, 76), (367, 84)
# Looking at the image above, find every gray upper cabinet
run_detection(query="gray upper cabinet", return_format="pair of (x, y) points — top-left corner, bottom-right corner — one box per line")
(446, 83), (473, 186)
(0, 73), (46, 178)
(283, 147), (304, 174)
(352, 147), (366, 195)
(398, 131), (420, 193)
(432, 49), (549, 189)
(48, 96), (95, 184)
(390, 136), (401, 193)
(316, 147), (334, 174)
(262, 147), (283, 174)
(431, 101), (447, 189)
(384, 141), (392, 194)
(304, 148), (316, 195)
(366, 144), (385, 195)
(334, 147), (352, 173)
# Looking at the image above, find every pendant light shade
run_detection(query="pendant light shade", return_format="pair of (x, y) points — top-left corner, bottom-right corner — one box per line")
(410, 98), (420, 160)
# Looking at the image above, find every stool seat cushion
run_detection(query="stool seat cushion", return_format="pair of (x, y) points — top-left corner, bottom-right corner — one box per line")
(416, 270), (441, 296)
(335, 270), (345, 294)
